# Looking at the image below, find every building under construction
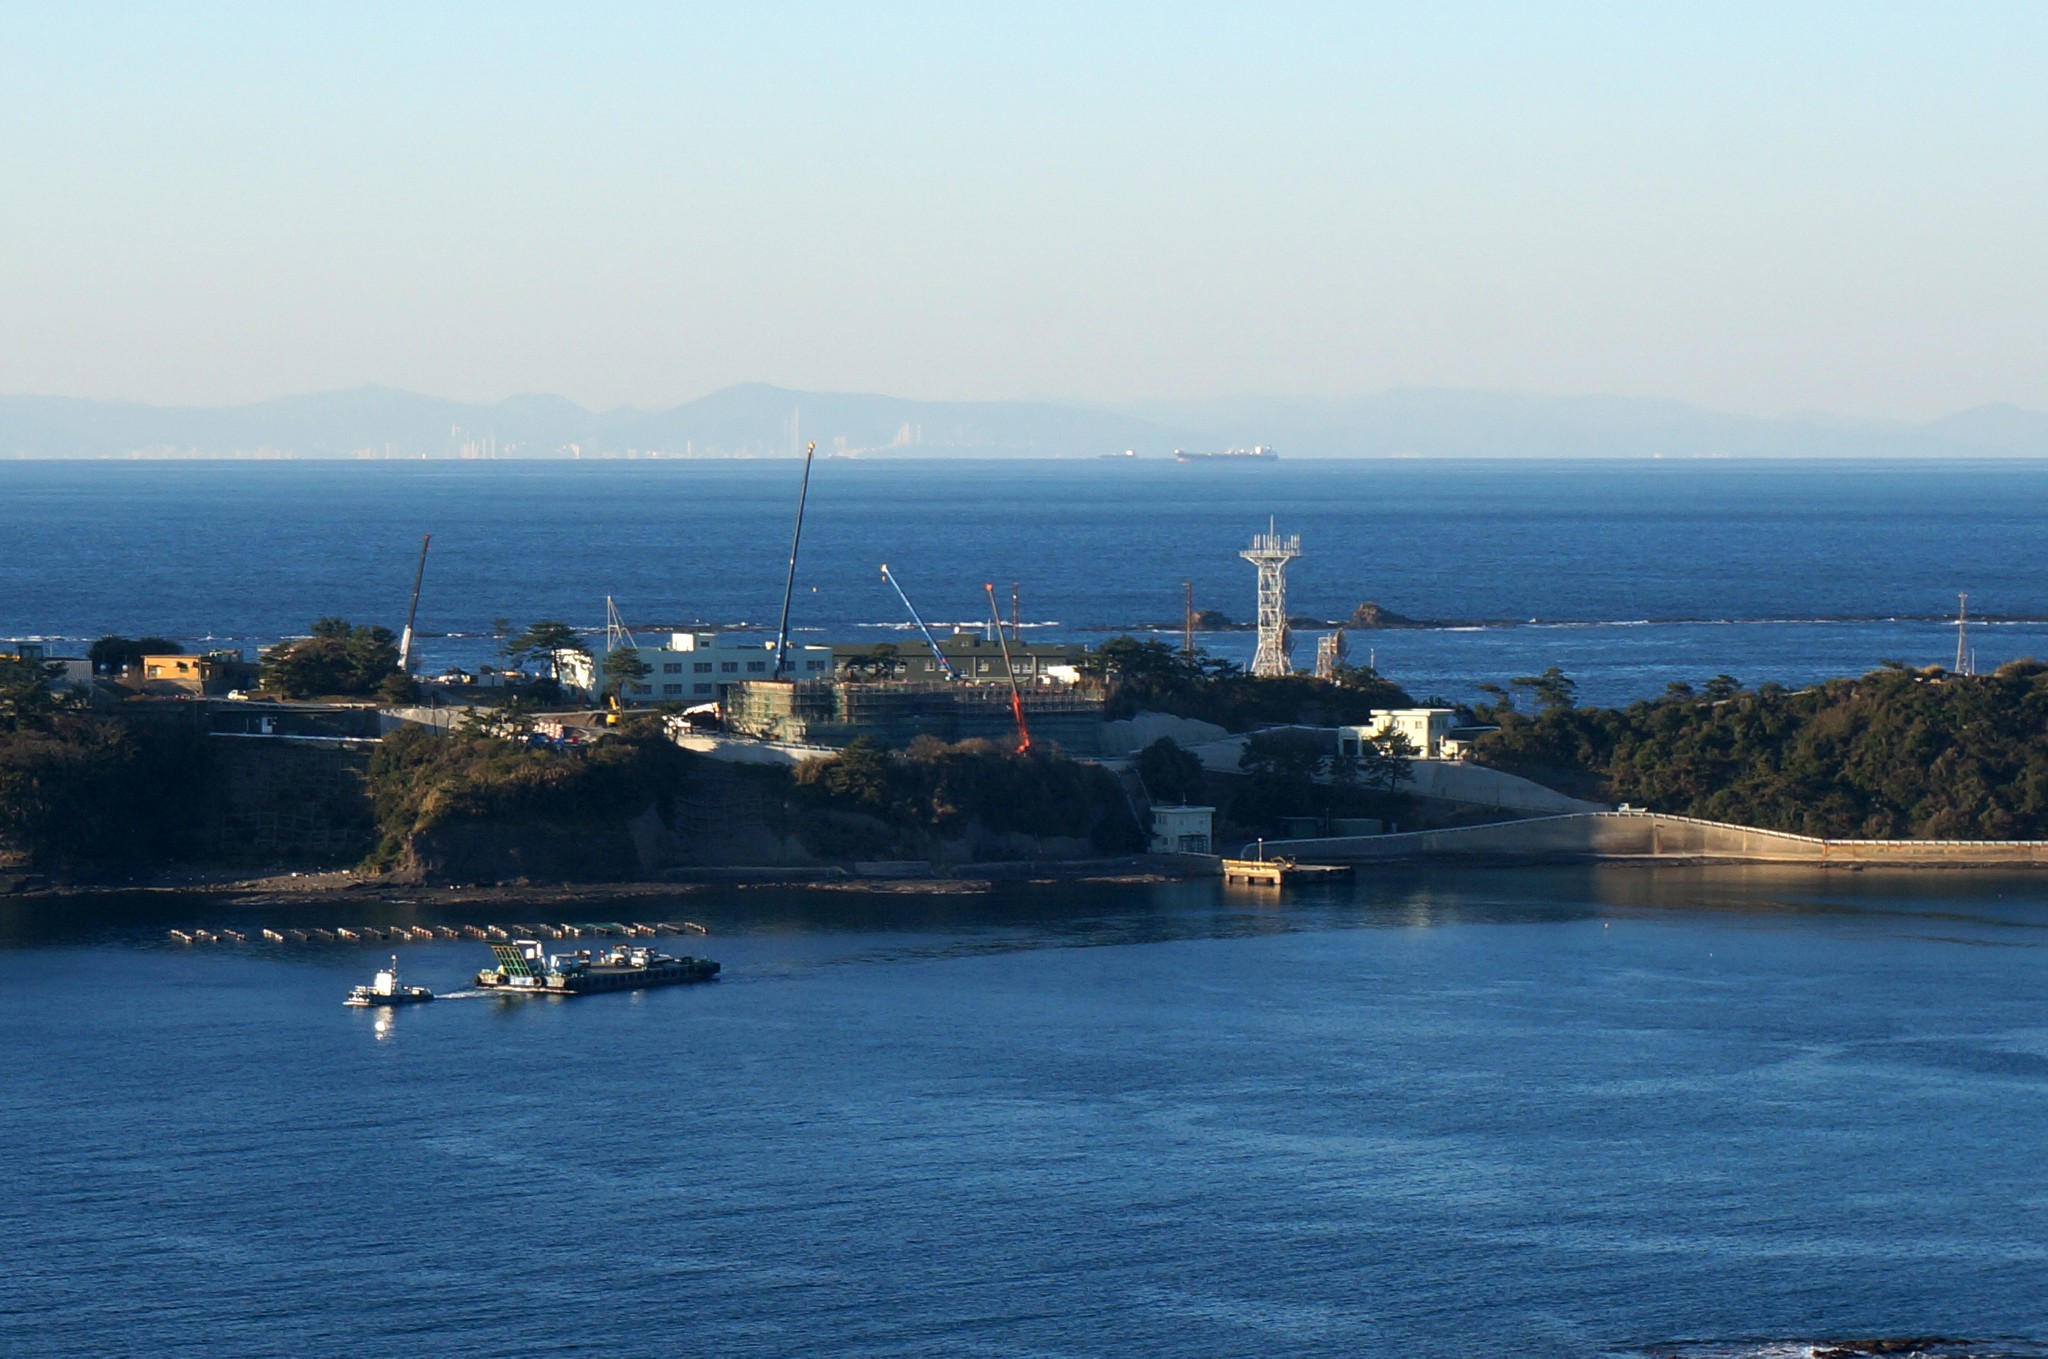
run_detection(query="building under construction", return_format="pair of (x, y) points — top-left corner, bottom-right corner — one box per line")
(724, 678), (1104, 751)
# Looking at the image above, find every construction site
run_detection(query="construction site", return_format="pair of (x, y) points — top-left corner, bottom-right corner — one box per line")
(723, 677), (1105, 751)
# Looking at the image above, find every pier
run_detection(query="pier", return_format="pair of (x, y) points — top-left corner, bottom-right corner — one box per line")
(1220, 857), (1352, 886)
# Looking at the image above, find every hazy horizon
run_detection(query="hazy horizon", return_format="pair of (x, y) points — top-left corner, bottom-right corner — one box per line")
(5, 4), (2048, 421)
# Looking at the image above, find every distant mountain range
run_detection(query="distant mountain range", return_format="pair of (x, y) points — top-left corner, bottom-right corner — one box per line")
(4, 382), (2048, 459)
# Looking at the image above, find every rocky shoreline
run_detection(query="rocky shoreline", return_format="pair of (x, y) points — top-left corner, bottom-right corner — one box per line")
(0, 856), (1205, 916)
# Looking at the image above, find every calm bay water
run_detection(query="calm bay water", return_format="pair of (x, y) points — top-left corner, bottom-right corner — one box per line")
(5, 457), (2048, 704)
(6, 461), (2048, 1351)
(4, 870), (2046, 1357)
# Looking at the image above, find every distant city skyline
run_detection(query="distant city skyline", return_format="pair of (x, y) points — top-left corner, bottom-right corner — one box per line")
(4, 2), (2045, 421)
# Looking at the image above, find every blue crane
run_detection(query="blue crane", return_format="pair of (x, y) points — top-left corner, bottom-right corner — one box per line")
(879, 564), (957, 681)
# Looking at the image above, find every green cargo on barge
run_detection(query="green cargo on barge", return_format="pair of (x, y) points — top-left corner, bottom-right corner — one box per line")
(477, 939), (720, 995)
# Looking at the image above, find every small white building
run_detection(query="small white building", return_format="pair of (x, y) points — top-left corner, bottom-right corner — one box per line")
(1339, 707), (1459, 761)
(564, 632), (839, 704)
(1149, 804), (1215, 854)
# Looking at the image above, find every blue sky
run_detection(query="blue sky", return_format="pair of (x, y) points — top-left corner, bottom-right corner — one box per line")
(2, 2), (2044, 416)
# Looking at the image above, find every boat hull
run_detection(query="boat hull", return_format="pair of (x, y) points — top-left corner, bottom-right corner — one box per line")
(344, 989), (435, 1007)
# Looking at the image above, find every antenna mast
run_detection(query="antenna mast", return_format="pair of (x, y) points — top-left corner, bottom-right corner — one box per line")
(397, 533), (431, 673)
(1240, 517), (1302, 677)
(772, 441), (817, 679)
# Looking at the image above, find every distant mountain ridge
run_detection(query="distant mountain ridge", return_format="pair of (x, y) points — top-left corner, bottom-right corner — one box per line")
(3, 382), (2046, 459)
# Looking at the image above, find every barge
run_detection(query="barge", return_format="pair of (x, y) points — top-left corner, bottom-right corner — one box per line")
(476, 939), (720, 995)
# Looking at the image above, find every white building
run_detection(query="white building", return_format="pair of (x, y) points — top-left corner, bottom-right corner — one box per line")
(1339, 707), (1459, 761)
(1149, 804), (1215, 854)
(564, 632), (839, 705)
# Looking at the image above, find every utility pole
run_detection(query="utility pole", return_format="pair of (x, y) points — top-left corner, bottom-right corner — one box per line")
(1010, 582), (1020, 643)
(1182, 579), (1195, 657)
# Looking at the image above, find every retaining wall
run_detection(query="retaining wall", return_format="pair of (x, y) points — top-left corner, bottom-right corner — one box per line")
(1263, 810), (2048, 867)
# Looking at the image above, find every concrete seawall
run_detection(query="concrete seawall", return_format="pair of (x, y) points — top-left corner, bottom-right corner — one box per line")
(1262, 810), (2048, 867)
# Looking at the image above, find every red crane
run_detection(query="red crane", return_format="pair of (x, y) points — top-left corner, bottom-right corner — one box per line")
(984, 582), (1030, 753)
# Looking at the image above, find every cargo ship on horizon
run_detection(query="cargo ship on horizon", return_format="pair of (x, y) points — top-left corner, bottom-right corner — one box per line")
(1174, 446), (1277, 463)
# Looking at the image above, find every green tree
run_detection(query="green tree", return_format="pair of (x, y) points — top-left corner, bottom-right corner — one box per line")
(1474, 661), (2048, 838)
(1235, 729), (1328, 823)
(602, 646), (653, 698)
(506, 620), (588, 683)
(844, 642), (903, 680)
(261, 620), (401, 698)
(1355, 727), (1417, 791)
(1512, 667), (1578, 713)
(1137, 736), (1206, 805)
(0, 655), (65, 731)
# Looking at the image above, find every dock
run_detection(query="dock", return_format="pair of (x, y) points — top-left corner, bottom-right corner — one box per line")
(1221, 857), (1353, 887)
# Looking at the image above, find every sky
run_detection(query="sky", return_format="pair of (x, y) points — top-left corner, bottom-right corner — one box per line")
(2, 1), (2045, 419)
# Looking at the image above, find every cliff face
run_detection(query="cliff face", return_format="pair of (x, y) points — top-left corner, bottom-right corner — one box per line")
(392, 794), (1103, 884)
(204, 741), (375, 865)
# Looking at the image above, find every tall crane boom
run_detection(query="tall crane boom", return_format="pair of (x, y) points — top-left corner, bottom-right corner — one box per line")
(772, 441), (817, 680)
(881, 565), (957, 680)
(397, 533), (431, 673)
(985, 582), (1031, 753)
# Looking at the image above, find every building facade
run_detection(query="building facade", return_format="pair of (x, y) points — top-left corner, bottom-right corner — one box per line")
(1148, 804), (1214, 854)
(1338, 707), (1460, 761)
(137, 651), (259, 697)
(850, 628), (1089, 685)
(563, 632), (840, 705)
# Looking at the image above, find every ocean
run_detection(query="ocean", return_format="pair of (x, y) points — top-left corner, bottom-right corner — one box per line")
(3, 870), (2046, 1357)
(5, 456), (2048, 705)
(8, 459), (2048, 1356)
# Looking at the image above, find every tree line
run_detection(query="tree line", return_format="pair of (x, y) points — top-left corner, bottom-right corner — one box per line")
(1473, 661), (2048, 839)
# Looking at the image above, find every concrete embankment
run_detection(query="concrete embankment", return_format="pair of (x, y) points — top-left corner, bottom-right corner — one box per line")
(1263, 810), (2048, 867)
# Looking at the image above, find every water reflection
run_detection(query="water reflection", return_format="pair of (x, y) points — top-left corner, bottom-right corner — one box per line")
(7, 864), (2048, 959)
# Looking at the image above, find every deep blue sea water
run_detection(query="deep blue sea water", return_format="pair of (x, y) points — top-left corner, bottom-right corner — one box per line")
(4, 870), (2046, 1358)
(6, 457), (2048, 704)
(7, 459), (2048, 1352)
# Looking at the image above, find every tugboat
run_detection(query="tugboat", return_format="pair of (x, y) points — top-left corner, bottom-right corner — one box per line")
(344, 955), (436, 1007)
(476, 939), (719, 995)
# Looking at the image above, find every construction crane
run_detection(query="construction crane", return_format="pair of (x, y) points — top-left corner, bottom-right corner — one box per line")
(985, 582), (1031, 753)
(397, 534), (431, 673)
(880, 564), (958, 680)
(772, 441), (818, 680)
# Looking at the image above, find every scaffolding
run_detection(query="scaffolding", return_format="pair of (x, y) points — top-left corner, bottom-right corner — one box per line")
(724, 679), (1104, 750)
